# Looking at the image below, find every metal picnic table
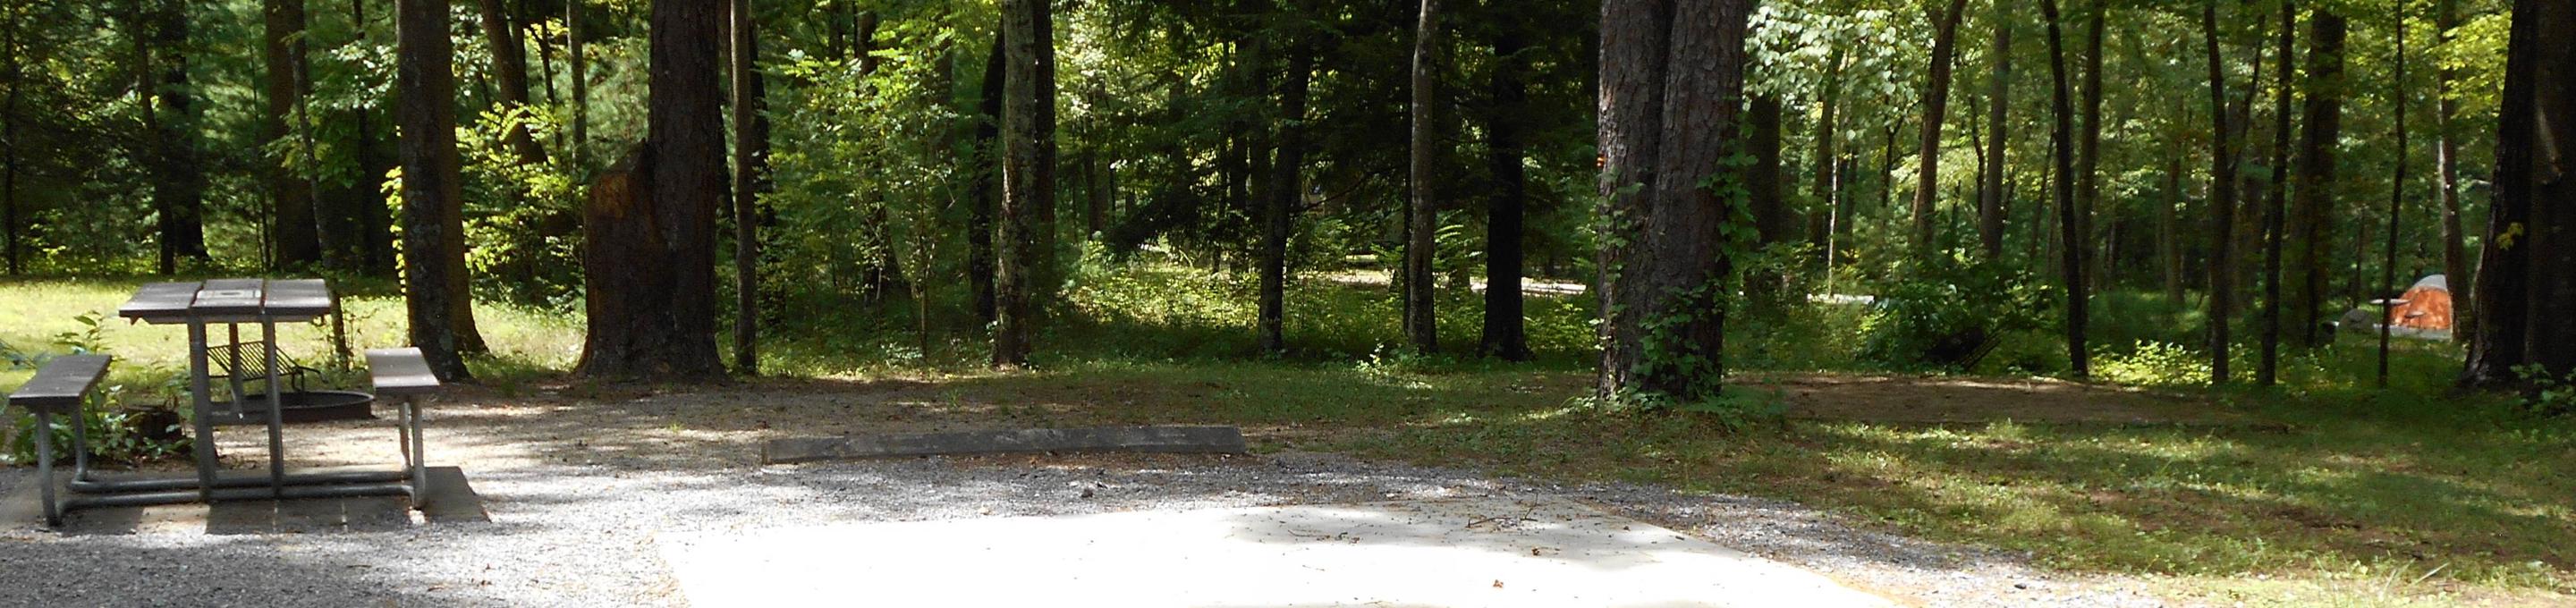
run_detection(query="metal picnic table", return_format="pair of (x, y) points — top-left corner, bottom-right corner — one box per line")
(77, 278), (426, 509)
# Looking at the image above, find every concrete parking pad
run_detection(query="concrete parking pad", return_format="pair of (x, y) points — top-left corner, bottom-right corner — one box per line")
(657, 495), (1893, 607)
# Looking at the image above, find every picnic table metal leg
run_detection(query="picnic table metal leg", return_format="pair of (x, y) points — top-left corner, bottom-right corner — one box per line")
(187, 320), (220, 503)
(405, 397), (428, 511)
(262, 320), (286, 499)
(35, 409), (59, 528)
(224, 324), (245, 415)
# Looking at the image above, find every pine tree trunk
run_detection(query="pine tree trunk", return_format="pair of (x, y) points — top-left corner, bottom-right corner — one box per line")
(395, 0), (477, 381)
(2290, 11), (2347, 348)
(729, 0), (767, 376)
(1405, 0), (1442, 353)
(994, 0), (1055, 367)
(265, 0), (321, 267)
(1479, 25), (1530, 360)
(2044, 0), (2089, 378)
(1597, 0), (1752, 402)
(1910, 0), (1973, 256)
(576, 0), (725, 380)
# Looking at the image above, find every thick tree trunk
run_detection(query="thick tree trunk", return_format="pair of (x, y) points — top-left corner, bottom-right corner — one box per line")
(1259, 38), (1316, 355)
(1479, 26), (1530, 360)
(1404, 0), (1442, 353)
(1909, 0), (1972, 256)
(265, 0), (321, 268)
(577, 0), (725, 380)
(395, 0), (477, 381)
(2434, 0), (2471, 342)
(2290, 11), (2347, 347)
(1977, 19), (2010, 260)
(2464, 0), (2573, 389)
(476, 0), (546, 164)
(2260, 0), (2295, 385)
(2044, 0), (2089, 378)
(968, 30), (1003, 324)
(729, 0), (767, 376)
(1597, 0), (1751, 402)
(994, 0), (1055, 367)
(2200, 0), (2239, 384)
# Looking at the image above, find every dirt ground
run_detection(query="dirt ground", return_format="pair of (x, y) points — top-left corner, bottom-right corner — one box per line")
(1752, 372), (2245, 426)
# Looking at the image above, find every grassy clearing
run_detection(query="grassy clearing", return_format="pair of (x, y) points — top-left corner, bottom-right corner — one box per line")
(4, 269), (2571, 604)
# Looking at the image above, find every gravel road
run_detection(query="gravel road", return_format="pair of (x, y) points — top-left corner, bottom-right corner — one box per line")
(0, 389), (2169, 607)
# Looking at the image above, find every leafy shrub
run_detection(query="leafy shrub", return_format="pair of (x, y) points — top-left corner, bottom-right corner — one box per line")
(1859, 253), (2055, 370)
(2516, 365), (2576, 416)
(2093, 341), (2214, 387)
(3, 385), (192, 466)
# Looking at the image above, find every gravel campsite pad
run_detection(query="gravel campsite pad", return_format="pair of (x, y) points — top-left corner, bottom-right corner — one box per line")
(0, 384), (2165, 607)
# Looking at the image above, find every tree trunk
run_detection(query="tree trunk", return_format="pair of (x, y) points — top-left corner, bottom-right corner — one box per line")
(994, 0), (1055, 367)
(2076, 0), (2103, 290)
(2374, 14), (2411, 387)
(352, 0), (394, 276)
(1259, 37), (1316, 355)
(577, 0), (725, 380)
(2163, 144), (2183, 307)
(1909, 0), (1972, 256)
(1748, 94), (1790, 311)
(2260, 0), (2295, 385)
(2290, 11), (2347, 347)
(476, 0), (546, 164)
(1977, 19), (2010, 260)
(395, 0), (477, 381)
(568, 0), (587, 166)
(1810, 47), (1843, 251)
(2434, 0), (2470, 342)
(2463, 0), (2572, 389)
(1405, 0), (1442, 354)
(265, 0), (320, 267)
(3, 6), (20, 275)
(968, 30), (1003, 324)
(729, 0), (767, 376)
(1597, 0), (1752, 402)
(2200, 0), (2238, 384)
(1479, 25), (1530, 360)
(2043, 0), (2089, 378)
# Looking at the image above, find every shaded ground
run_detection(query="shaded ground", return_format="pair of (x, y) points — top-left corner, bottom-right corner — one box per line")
(1756, 372), (2245, 426)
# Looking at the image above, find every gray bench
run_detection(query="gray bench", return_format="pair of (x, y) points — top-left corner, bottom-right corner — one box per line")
(367, 348), (440, 509)
(7, 355), (112, 528)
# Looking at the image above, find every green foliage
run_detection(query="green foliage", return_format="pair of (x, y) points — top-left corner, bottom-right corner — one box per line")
(1859, 252), (2054, 370)
(2093, 341), (2214, 387)
(2514, 364), (2576, 416)
(3, 385), (192, 466)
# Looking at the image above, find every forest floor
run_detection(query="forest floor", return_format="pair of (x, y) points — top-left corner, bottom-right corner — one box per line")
(3, 275), (2572, 605)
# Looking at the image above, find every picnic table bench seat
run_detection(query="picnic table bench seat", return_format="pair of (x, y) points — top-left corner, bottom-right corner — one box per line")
(7, 354), (114, 527)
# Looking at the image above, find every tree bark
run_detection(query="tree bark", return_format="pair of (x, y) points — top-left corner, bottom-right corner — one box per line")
(577, 0), (725, 380)
(968, 30), (1003, 324)
(476, 0), (546, 164)
(395, 0), (477, 381)
(2260, 0), (2295, 385)
(1977, 19), (2010, 260)
(729, 0), (768, 376)
(2044, 0), (2089, 378)
(2076, 0), (2103, 291)
(994, 0), (1055, 367)
(1810, 47), (1843, 251)
(265, 0), (321, 267)
(1909, 0), (1972, 256)
(1747, 93), (1790, 311)
(568, 0), (586, 166)
(352, 0), (394, 276)
(2162, 144), (2183, 307)
(2200, 0), (2239, 384)
(1404, 0), (1443, 354)
(2290, 11), (2347, 348)
(1597, 0), (1752, 402)
(1260, 36), (1316, 355)
(3, 5), (21, 274)
(2434, 0), (2470, 342)
(2464, 0), (2573, 389)
(1479, 24), (1530, 360)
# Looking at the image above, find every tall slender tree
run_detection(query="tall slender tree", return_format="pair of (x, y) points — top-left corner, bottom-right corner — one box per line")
(2259, 0), (2296, 385)
(1977, 17), (2010, 260)
(1597, 0), (1753, 402)
(2376, 13), (2410, 387)
(994, 0), (1055, 367)
(968, 30), (1003, 324)
(2433, 0), (2470, 341)
(477, 0), (546, 164)
(2044, 0), (2089, 378)
(264, 0), (321, 267)
(2201, 0), (2239, 384)
(1405, 0), (1443, 354)
(2, 4), (20, 275)
(395, 0), (477, 381)
(1260, 31), (1317, 355)
(730, 0), (769, 375)
(1909, 0), (1973, 255)
(2290, 9), (2348, 347)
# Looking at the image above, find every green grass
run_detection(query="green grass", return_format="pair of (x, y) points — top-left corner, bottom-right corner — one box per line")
(4, 268), (2570, 604)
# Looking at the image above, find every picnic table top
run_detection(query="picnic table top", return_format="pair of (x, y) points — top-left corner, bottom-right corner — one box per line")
(116, 278), (333, 324)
